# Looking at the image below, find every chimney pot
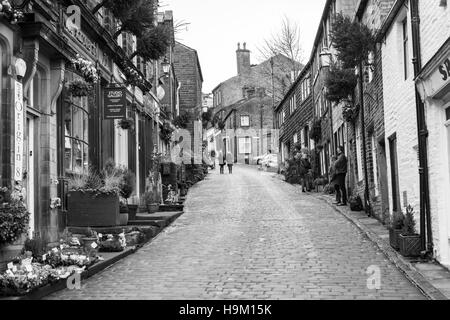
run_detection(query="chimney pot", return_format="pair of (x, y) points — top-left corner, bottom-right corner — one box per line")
(243, 42), (246, 50)
(237, 42), (240, 50)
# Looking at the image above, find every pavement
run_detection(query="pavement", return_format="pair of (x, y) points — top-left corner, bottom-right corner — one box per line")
(45, 165), (427, 300)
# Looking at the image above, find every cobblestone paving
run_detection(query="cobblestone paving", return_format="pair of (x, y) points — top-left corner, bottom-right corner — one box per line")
(46, 165), (426, 300)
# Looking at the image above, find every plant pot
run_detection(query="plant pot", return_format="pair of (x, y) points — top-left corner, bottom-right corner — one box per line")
(147, 203), (159, 214)
(159, 204), (184, 212)
(67, 191), (120, 227)
(399, 234), (422, 257)
(81, 237), (98, 256)
(127, 204), (138, 220)
(389, 228), (402, 250)
(119, 213), (129, 226)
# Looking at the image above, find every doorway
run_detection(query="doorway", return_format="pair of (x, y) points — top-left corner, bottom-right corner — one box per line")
(24, 115), (36, 238)
(378, 137), (390, 221)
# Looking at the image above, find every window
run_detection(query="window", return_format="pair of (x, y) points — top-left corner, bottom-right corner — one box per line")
(293, 133), (298, 144)
(238, 137), (251, 154)
(304, 126), (309, 148)
(355, 121), (363, 181)
(282, 110), (286, 124)
(240, 115), (250, 127)
(402, 18), (409, 80)
(372, 135), (379, 196)
(289, 96), (295, 114)
(389, 134), (401, 212)
(64, 93), (89, 175)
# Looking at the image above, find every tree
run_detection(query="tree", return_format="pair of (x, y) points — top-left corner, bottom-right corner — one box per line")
(329, 13), (376, 69)
(257, 17), (304, 102)
(112, 0), (157, 39)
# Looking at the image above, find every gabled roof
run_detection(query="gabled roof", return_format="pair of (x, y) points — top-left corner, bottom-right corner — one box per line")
(175, 41), (204, 82)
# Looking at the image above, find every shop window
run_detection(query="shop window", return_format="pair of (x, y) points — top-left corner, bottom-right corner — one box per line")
(64, 93), (89, 174)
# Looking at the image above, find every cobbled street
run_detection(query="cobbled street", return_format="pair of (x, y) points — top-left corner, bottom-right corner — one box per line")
(46, 165), (426, 300)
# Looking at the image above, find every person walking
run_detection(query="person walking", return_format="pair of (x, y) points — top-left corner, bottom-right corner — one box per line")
(329, 155), (338, 201)
(334, 146), (348, 206)
(218, 150), (225, 174)
(299, 150), (312, 192)
(226, 151), (234, 174)
(210, 150), (216, 170)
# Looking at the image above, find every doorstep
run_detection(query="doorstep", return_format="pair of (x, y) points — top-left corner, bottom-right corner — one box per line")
(314, 193), (450, 300)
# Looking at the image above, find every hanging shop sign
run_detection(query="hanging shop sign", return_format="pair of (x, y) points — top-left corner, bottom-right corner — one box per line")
(14, 80), (24, 181)
(104, 87), (127, 119)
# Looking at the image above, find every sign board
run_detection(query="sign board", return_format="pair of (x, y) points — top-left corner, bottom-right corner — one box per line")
(104, 87), (126, 119)
(14, 81), (24, 181)
(417, 56), (450, 100)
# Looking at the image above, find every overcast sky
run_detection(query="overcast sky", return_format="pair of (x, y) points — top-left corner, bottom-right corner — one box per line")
(163, 0), (327, 93)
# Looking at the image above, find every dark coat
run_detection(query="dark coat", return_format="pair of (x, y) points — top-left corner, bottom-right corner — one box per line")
(335, 153), (348, 175)
(299, 159), (311, 176)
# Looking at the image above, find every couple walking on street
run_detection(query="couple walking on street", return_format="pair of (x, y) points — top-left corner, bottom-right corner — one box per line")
(218, 150), (234, 174)
(329, 146), (348, 206)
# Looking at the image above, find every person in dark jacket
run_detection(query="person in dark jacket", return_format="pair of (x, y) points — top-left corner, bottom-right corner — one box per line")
(334, 146), (348, 206)
(299, 150), (312, 192)
(329, 155), (338, 201)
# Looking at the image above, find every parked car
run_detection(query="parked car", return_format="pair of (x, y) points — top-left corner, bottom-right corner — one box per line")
(261, 154), (278, 168)
(253, 153), (268, 165)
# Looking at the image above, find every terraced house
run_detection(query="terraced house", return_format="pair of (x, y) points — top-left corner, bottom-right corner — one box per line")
(0, 0), (184, 270)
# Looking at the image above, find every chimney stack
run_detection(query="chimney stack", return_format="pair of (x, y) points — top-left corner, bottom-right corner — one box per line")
(236, 41), (251, 76)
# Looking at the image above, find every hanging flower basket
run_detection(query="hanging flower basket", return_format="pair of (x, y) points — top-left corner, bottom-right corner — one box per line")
(0, 1), (24, 25)
(117, 118), (135, 130)
(66, 80), (92, 97)
(71, 55), (99, 84)
(173, 113), (190, 129)
(342, 102), (359, 123)
(0, 187), (29, 246)
(325, 67), (357, 104)
(160, 121), (174, 143)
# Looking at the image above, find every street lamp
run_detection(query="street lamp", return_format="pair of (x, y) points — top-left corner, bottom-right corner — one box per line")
(161, 58), (170, 75)
(319, 48), (332, 68)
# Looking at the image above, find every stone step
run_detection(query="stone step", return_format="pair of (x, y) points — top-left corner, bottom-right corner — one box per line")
(128, 219), (167, 228)
(134, 211), (183, 222)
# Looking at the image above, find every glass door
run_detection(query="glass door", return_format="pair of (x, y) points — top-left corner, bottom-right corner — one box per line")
(24, 115), (35, 238)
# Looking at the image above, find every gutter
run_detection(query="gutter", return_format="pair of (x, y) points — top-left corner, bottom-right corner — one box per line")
(410, 0), (433, 256)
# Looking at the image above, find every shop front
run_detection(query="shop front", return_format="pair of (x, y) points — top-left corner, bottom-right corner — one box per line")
(416, 40), (450, 268)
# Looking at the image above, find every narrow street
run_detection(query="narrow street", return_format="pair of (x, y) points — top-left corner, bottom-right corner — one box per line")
(45, 165), (426, 300)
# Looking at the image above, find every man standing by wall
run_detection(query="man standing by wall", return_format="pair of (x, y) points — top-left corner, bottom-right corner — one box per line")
(334, 146), (348, 206)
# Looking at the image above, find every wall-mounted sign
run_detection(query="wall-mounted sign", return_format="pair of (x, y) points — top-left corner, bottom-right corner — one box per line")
(104, 87), (126, 119)
(66, 5), (81, 31)
(14, 80), (24, 181)
(417, 55), (450, 101)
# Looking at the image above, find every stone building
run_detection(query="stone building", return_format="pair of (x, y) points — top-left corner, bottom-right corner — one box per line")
(220, 88), (276, 164)
(411, 0), (450, 267)
(346, 0), (395, 222)
(173, 41), (204, 164)
(213, 43), (301, 114)
(0, 1), (176, 270)
(275, 62), (313, 166)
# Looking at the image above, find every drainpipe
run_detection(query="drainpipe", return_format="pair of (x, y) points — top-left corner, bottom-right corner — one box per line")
(358, 60), (372, 216)
(410, 0), (433, 256)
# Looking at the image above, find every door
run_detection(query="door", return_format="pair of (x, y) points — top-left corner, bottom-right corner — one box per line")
(389, 134), (401, 212)
(24, 116), (36, 238)
(378, 138), (390, 220)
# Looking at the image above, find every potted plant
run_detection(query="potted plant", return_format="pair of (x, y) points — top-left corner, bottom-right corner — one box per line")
(119, 168), (136, 221)
(66, 166), (121, 227)
(66, 79), (92, 97)
(143, 191), (159, 214)
(389, 211), (404, 250)
(81, 228), (98, 257)
(117, 118), (135, 130)
(0, 186), (29, 246)
(349, 195), (363, 211)
(398, 205), (422, 257)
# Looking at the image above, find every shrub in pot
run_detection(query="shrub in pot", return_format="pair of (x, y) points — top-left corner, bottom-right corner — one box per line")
(119, 168), (136, 220)
(144, 191), (159, 213)
(389, 211), (404, 250)
(399, 205), (421, 257)
(67, 165), (122, 227)
(349, 195), (363, 211)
